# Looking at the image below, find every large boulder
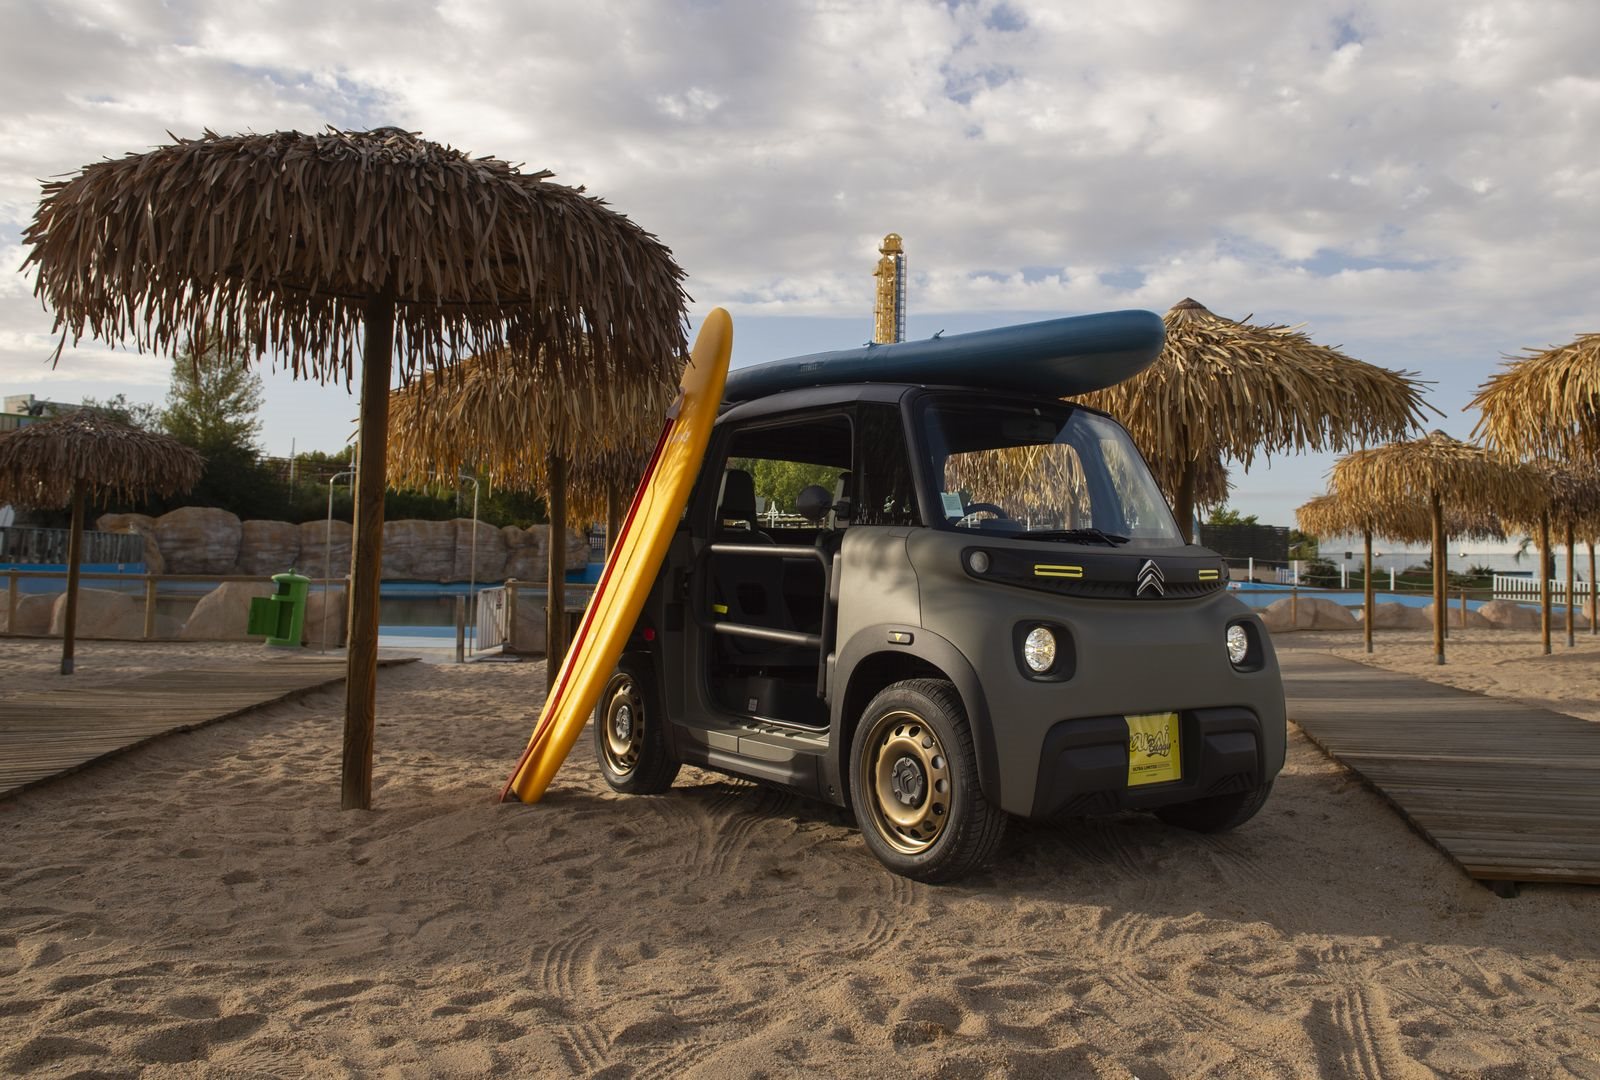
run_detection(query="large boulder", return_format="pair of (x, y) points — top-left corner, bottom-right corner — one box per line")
(96, 512), (164, 574)
(1259, 596), (1359, 632)
(453, 518), (509, 582)
(237, 520), (302, 576)
(502, 525), (549, 582)
(49, 588), (144, 639)
(1423, 602), (1491, 629)
(1356, 602), (1432, 630)
(1478, 600), (1542, 630)
(2, 592), (59, 635)
(382, 519), (458, 581)
(296, 520), (352, 579)
(302, 586), (347, 647)
(180, 581), (273, 640)
(156, 507), (242, 575)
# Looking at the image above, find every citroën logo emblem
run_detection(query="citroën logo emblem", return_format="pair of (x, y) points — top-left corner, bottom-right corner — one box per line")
(1136, 559), (1165, 598)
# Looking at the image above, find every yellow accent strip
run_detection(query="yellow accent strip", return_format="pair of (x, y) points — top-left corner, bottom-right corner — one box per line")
(1198, 570), (1220, 581)
(1034, 564), (1084, 579)
(712, 603), (729, 615)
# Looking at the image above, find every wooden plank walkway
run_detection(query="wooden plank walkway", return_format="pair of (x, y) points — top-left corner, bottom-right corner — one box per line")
(0, 656), (417, 799)
(1280, 650), (1600, 890)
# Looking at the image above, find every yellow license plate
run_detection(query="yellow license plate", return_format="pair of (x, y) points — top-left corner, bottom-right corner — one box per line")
(1126, 712), (1181, 786)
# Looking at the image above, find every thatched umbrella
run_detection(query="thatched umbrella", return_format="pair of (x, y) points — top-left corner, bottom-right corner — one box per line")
(1077, 298), (1432, 541)
(388, 349), (678, 670)
(1504, 464), (1600, 652)
(1297, 490), (1503, 654)
(1329, 431), (1543, 665)
(0, 410), (201, 674)
(1470, 333), (1600, 461)
(23, 127), (688, 809)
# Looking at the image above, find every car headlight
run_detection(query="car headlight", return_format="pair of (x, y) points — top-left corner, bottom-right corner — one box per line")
(1023, 626), (1057, 673)
(1226, 624), (1250, 666)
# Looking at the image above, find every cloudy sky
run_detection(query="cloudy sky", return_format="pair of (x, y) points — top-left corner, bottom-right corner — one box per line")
(2, 0), (1596, 538)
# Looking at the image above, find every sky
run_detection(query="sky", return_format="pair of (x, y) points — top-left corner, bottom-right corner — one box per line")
(2, 0), (1596, 546)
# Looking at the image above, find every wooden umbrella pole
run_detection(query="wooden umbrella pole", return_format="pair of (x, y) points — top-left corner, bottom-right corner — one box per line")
(1431, 491), (1445, 665)
(546, 452), (568, 684)
(1539, 511), (1551, 657)
(341, 284), (396, 811)
(605, 479), (622, 558)
(1590, 542), (1597, 636)
(60, 478), (86, 676)
(1363, 527), (1374, 655)
(1175, 461), (1197, 544)
(1565, 521), (1576, 648)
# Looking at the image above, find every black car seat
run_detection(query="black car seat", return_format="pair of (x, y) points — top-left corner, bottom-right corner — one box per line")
(710, 469), (806, 665)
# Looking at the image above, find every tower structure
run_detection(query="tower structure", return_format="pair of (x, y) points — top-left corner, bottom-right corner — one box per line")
(872, 233), (906, 344)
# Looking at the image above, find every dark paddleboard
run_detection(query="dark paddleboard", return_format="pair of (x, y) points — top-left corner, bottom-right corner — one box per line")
(723, 309), (1165, 403)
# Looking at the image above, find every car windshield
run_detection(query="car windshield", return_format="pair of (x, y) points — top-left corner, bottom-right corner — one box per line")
(918, 396), (1183, 547)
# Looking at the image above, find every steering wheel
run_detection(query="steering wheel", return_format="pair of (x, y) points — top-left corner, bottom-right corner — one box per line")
(955, 502), (1011, 526)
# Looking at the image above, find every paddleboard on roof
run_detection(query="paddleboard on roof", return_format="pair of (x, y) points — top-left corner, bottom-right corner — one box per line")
(722, 309), (1165, 403)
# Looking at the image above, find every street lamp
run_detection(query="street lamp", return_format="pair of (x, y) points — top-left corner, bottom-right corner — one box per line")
(459, 472), (480, 654)
(322, 469), (355, 653)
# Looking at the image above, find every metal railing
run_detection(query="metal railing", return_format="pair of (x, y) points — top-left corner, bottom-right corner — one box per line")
(475, 586), (510, 651)
(0, 526), (145, 566)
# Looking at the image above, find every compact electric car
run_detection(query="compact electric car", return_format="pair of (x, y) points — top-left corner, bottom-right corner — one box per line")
(592, 334), (1286, 882)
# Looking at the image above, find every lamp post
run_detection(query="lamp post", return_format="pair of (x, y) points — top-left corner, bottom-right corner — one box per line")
(459, 472), (480, 654)
(322, 469), (355, 653)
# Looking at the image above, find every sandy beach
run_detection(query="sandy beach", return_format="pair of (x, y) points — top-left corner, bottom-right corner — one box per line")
(3, 633), (1598, 1077)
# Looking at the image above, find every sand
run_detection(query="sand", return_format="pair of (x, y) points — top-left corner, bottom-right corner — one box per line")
(2, 636), (1598, 1078)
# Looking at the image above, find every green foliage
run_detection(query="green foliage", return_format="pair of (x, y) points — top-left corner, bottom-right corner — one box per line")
(1207, 505), (1259, 526)
(162, 335), (265, 453)
(1301, 557), (1341, 587)
(1287, 529), (1319, 560)
(81, 392), (162, 431)
(735, 457), (841, 516)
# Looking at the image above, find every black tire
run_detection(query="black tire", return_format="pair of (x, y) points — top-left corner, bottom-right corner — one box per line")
(593, 654), (680, 794)
(849, 679), (1007, 883)
(1154, 781), (1273, 834)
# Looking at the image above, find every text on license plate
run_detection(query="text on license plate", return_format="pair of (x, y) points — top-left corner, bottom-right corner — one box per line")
(1125, 711), (1181, 786)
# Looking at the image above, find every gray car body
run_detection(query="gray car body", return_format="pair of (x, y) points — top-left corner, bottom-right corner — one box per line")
(632, 382), (1287, 819)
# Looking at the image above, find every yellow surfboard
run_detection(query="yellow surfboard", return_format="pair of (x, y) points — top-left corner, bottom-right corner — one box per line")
(501, 308), (733, 804)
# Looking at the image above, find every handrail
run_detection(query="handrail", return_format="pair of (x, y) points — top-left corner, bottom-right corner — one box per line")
(692, 541), (834, 698)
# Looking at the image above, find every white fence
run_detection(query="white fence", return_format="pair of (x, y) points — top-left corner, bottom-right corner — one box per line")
(1493, 574), (1595, 604)
(475, 586), (510, 651)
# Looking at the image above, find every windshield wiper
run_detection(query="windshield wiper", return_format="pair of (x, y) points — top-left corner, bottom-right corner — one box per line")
(1025, 527), (1131, 546)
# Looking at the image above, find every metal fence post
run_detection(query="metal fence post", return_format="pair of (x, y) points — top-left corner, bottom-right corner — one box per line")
(143, 575), (157, 640)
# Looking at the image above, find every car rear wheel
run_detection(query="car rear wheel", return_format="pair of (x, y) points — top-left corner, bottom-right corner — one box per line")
(1154, 781), (1273, 833)
(593, 654), (680, 794)
(849, 678), (1006, 883)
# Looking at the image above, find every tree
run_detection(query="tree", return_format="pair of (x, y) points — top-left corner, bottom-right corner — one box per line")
(162, 334), (264, 453)
(81, 392), (162, 431)
(1206, 505), (1259, 526)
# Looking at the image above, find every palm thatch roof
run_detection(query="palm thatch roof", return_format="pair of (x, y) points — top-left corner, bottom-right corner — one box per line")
(1140, 446), (1231, 511)
(24, 127), (688, 385)
(1470, 334), (1600, 460)
(1328, 431), (1545, 517)
(1504, 462), (1600, 539)
(0, 409), (202, 507)
(1077, 298), (1433, 468)
(1296, 491), (1505, 546)
(387, 348), (678, 520)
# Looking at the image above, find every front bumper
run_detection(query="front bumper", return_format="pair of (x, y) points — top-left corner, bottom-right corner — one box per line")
(1028, 706), (1266, 818)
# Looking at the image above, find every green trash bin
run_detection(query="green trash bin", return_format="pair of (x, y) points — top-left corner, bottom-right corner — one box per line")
(247, 570), (312, 647)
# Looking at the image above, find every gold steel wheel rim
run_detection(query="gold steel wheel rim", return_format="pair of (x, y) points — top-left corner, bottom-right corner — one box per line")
(863, 708), (951, 854)
(601, 676), (642, 775)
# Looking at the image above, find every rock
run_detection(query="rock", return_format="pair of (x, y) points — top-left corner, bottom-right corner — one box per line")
(1259, 596), (1359, 632)
(180, 581), (274, 640)
(96, 512), (164, 574)
(49, 588), (144, 638)
(1355, 602), (1432, 630)
(156, 507), (242, 575)
(1478, 600), (1542, 630)
(296, 520), (352, 580)
(453, 519), (508, 582)
(237, 520), (302, 576)
(1422, 602), (1491, 629)
(502, 525), (549, 582)
(382, 519), (457, 582)
(302, 586), (347, 647)
(2, 592), (59, 635)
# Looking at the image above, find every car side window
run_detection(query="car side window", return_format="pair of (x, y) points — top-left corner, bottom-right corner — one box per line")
(854, 404), (920, 527)
(718, 414), (854, 542)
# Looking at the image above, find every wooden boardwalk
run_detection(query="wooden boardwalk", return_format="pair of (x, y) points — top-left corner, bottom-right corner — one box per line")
(0, 656), (417, 799)
(1280, 650), (1600, 891)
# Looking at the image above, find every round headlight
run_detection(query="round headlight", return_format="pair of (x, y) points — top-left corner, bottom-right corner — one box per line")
(1226, 624), (1250, 666)
(1023, 626), (1057, 673)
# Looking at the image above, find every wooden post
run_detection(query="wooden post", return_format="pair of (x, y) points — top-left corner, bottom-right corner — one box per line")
(142, 575), (157, 640)
(606, 479), (623, 558)
(1290, 586), (1298, 629)
(1564, 521), (1575, 648)
(60, 480), (86, 675)
(1431, 491), (1445, 665)
(506, 579), (520, 651)
(6, 569), (17, 635)
(1362, 528), (1373, 654)
(1538, 511), (1551, 657)
(454, 595), (467, 664)
(1459, 588), (1466, 628)
(341, 285), (395, 812)
(1175, 461), (1196, 545)
(546, 453), (568, 683)
(1590, 542), (1596, 637)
